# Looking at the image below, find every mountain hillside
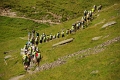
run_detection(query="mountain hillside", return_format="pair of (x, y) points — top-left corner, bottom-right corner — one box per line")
(0, 0), (120, 80)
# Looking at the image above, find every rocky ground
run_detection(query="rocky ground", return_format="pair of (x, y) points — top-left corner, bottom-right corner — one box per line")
(9, 36), (120, 80)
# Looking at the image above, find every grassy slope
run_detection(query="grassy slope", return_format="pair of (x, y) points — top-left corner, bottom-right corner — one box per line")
(0, 17), (50, 80)
(21, 2), (120, 80)
(23, 41), (120, 80)
(0, 0), (119, 21)
(0, 1), (120, 80)
(0, 16), (50, 42)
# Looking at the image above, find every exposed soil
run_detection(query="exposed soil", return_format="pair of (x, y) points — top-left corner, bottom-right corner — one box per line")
(0, 8), (60, 25)
(9, 75), (25, 80)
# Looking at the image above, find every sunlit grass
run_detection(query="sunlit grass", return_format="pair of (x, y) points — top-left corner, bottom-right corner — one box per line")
(0, 1), (120, 80)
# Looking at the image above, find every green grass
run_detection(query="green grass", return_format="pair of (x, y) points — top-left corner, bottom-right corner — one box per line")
(21, 2), (120, 80)
(22, 41), (120, 80)
(0, 0), (120, 22)
(0, 16), (50, 42)
(0, 1), (120, 80)
(0, 16), (50, 80)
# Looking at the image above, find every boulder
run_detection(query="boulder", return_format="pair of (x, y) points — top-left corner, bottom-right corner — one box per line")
(92, 36), (102, 41)
(4, 55), (12, 60)
(52, 38), (74, 47)
(101, 21), (116, 28)
(90, 70), (99, 74)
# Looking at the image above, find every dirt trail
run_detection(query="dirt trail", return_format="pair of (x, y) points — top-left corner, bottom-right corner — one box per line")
(9, 36), (120, 80)
(0, 3), (117, 25)
(9, 75), (25, 80)
(0, 8), (60, 25)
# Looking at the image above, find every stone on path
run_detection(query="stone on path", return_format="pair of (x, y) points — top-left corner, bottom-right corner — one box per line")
(90, 70), (99, 74)
(101, 21), (116, 29)
(4, 55), (12, 65)
(52, 38), (74, 47)
(4, 55), (12, 59)
(92, 36), (102, 41)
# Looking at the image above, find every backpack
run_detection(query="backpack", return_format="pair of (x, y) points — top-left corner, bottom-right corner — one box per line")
(35, 53), (41, 59)
(23, 55), (29, 62)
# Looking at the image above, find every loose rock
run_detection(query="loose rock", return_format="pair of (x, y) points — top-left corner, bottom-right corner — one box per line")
(4, 55), (12, 60)
(101, 21), (116, 29)
(92, 36), (102, 41)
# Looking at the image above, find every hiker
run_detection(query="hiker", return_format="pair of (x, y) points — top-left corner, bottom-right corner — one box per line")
(76, 21), (80, 30)
(31, 37), (35, 45)
(36, 32), (39, 37)
(78, 21), (81, 29)
(70, 29), (72, 34)
(22, 52), (30, 70)
(74, 23), (77, 32)
(84, 10), (88, 16)
(27, 40), (31, 47)
(81, 16), (86, 29)
(61, 31), (65, 37)
(34, 45), (39, 52)
(81, 16), (86, 23)
(23, 44), (28, 51)
(71, 25), (74, 32)
(40, 35), (43, 44)
(35, 36), (39, 46)
(49, 33), (53, 40)
(28, 31), (31, 41)
(31, 45), (36, 52)
(93, 5), (97, 12)
(56, 32), (60, 38)
(92, 8), (94, 13)
(33, 51), (42, 67)
(86, 11), (90, 25)
(89, 11), (93, 21)
(42, 33), (46, 38)
(97, 5), (102, 12)
(43, 36), (46, 42)
(46, 35), (50, 42)
(53, 34), (56, 39)
(66, 29), (69, 35)
(32, 29), (35, 39)
(81, 20), (84, 29)
(28, 46), (33, 56)
(71, 24), (76, 32)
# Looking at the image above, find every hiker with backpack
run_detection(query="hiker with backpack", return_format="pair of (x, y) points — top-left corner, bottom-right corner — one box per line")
(35, 36), (39, 46)
(93, 5), (97, 12)
(66, 29), (69, 35)
(40, 35), (43, 44)
(28, 31), (31, 41)
(32, 51), (42, 67)
(32, 29), (35, 39)
(97, 5), (102, 12)
(49, 33), (53, 40)
(22, 52), (30, 71)
(61, 30), (65, 37)
(84, 10), (88, 17)
(56, 32), (60, 38)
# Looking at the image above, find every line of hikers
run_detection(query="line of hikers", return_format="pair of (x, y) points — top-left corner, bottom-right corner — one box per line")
(21, 4), (102, 71)
(27, 5), (102, 44)
(21, 30), (42, 70)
